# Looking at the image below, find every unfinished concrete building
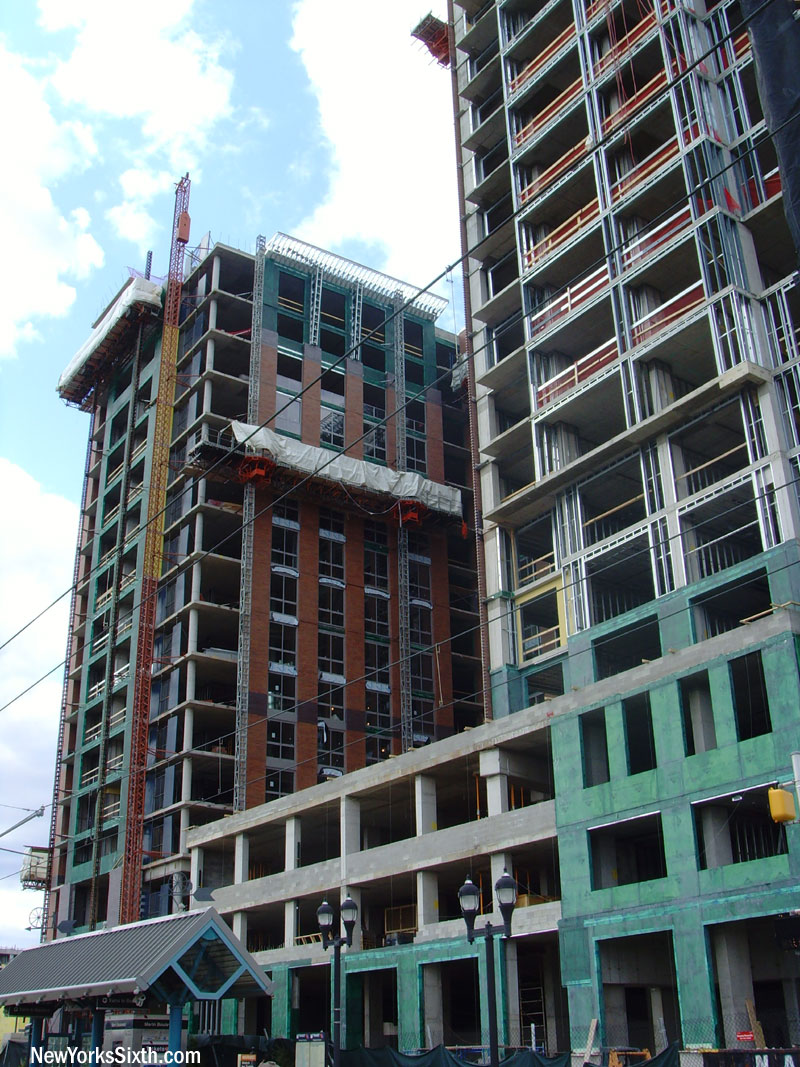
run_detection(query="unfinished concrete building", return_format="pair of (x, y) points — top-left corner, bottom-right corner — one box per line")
(46, 228), (480, 940)
(448, 0), (800, 1052)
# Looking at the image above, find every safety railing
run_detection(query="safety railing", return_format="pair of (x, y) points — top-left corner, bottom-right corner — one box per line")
(518, 551), (556, 586)
(510, 23), (577, 94)
(537, 338), (619, 405)
(602, 68), (669, 136)
(630, 281), (705, 346)
(523, 199), (600, 269)
(594, 9), (657, 77)
(521, 623), (561, 660)
(514, 76), (583, 148)
(529, 264), (609, 338)
(519, 140), (588, 204)
(621, 204), (693, 269)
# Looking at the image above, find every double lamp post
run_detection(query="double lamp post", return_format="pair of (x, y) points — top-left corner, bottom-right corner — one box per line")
(317, 871), (517, 1067)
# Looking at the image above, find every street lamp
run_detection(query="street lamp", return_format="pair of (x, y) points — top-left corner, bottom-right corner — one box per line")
(317, 894), (358, 1067)
(458, 870), (518, 1067)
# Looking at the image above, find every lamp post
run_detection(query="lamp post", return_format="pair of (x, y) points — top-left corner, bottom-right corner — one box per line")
(317, 894), (358, 1067)
(458, 869), (517, 1067)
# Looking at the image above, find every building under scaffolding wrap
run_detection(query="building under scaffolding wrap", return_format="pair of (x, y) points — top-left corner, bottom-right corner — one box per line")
(45, 229), (481, 936)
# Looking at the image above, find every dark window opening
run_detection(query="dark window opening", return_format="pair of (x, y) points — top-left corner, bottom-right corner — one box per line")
(691, 570), (770, 641)
(278, 271), (305, 313)
(362, 345), (385, 372)
(277, 313), (304, 344)
(594, 616), (661, 680)
(730, 650), (771, 740)
(623, 692), (656, 774)
(525, 662), (564, 705)
(321, 287), (346, 329)
(362, 303), (386, 343)
(321, 329), (346, 357)
(694, 787), (786, 868)
(404, 319), (424, 357)
(590, 813), (667, 889)
(405, 358), (425, 386)
(581, 707), (610, 786)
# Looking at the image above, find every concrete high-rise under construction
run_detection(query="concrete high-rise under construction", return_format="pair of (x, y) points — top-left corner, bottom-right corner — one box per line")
(45, 223), (480, 938)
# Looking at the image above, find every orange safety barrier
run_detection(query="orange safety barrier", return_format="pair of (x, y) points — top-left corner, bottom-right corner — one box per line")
(514, 76), (583, 148)
(529, 264), (610, 338)
(519, 140), (588, 204)
(523, 199), (601, 269)
(631, 281), (705, 345)
(622, 204), (692, 268)
(510, 23), (577, 94)
(537, 338), (619, 405)
(594, 10), (657, 77)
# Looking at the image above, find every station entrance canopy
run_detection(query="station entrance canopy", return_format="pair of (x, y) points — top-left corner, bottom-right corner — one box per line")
(0, 908), (272, 1021)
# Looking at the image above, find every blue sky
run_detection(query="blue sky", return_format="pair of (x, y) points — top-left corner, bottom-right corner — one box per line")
(0, 0), (458, 945)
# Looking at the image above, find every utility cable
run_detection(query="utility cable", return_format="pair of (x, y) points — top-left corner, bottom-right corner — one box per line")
(0, 0), (792, 658)
(27, 507), (800, 834)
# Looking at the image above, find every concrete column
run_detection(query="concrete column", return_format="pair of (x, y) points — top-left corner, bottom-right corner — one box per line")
(183, 707), (194, 751)
(234, 832), (249, 884)
(416, 870), (439, 928)
(208, 298), (217, 332)
(345, 886), (363, 950)
(701, 807), (733, 868)
(203, 378), (213, 416)
(232, 910), (248, 944)
(485, 774), (509, 817)
(415, 775), (437, 835)
(206, 337), (215, 373)
(179, 756), (192, 854)
(189, 845), (203, 902)
(187, 608), (199, 663)
(422, 963), (444, 1048)
(490, 853), (513, 911)
(650, 987), (667, 1052)
(211, 255), (221, 293)
(286, 816), (301, 870)
(181, 757), (192, 805)
(713, 923), (756, 1045)
(686, 681), (716, 753)
(604, 985), (628, 1045)
(503, 939), (522, 1047)
(340, 796), (360, 882)
(543, 948), (559, 1053)
(284, 899), (297, 947)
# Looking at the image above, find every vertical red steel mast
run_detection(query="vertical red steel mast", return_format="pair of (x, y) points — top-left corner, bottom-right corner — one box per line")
(119, 175), (190, 925)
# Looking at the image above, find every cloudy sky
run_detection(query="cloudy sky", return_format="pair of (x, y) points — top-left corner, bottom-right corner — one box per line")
(0, 0), (459, 947)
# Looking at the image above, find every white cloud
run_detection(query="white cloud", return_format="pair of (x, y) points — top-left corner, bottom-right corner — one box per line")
(41, 0), (235, 173)
(105, 168), (175, 250)
(290, 0), (461, 300)
(0, 460), (77, 946)
(0, 42), (104, 357)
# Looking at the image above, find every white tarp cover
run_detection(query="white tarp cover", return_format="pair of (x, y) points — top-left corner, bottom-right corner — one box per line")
(231, 420), (462, 517)
(58, 277), (163, 395)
